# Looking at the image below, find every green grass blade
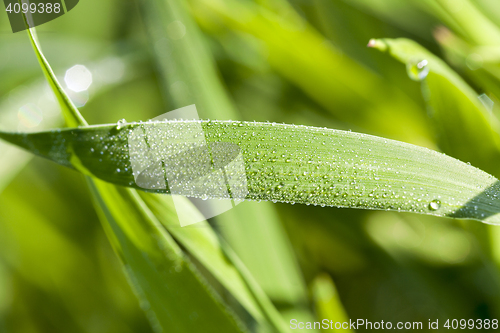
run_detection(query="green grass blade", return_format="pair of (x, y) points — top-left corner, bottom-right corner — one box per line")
(330, 0), (437, 39)
(139, 192), (289, 332)
(24, 27), (87, 127)
(472, 0), (500, 27)
(312, 274), (353, 333)
(1, 120), (499, 223)
(429, 0), (500, 45)
(138, 0), (237, 119)
(88, 179), (247, 333)
(214, 203), (307, 306)
(435, 28), (500, 101)
(140, 0), (308, 309)
(370, 38), (500, 175)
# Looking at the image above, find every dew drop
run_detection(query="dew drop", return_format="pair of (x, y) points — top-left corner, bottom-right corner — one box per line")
(428, 199), (441, 211)
(116, 118), (127, 130)
(406, 59), (429, 81)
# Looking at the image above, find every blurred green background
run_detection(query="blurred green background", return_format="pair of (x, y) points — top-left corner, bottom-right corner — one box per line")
(2, 0), (500, 332)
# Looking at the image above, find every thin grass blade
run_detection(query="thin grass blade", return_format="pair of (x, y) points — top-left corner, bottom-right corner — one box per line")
(312, 274), (353, 332)
(24, 27), (86, 127)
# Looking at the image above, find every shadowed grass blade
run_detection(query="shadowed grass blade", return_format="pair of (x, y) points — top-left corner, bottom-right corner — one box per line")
(88, 179), (248, 333)
(139, 192), (289, 332)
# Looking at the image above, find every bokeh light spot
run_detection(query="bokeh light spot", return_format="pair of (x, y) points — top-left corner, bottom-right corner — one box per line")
(18, 103), (43, 128)
(167, 21), (186, 40)
(64, 65), (93, 92)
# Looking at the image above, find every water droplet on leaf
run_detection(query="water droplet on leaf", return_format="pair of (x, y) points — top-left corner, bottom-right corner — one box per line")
(116, 119), (127, 130)
(406, 59), (429, 81)
(429, 199), (441, 211)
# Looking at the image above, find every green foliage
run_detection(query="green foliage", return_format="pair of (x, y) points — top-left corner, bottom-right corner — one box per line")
(2, 0), (500, 332)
